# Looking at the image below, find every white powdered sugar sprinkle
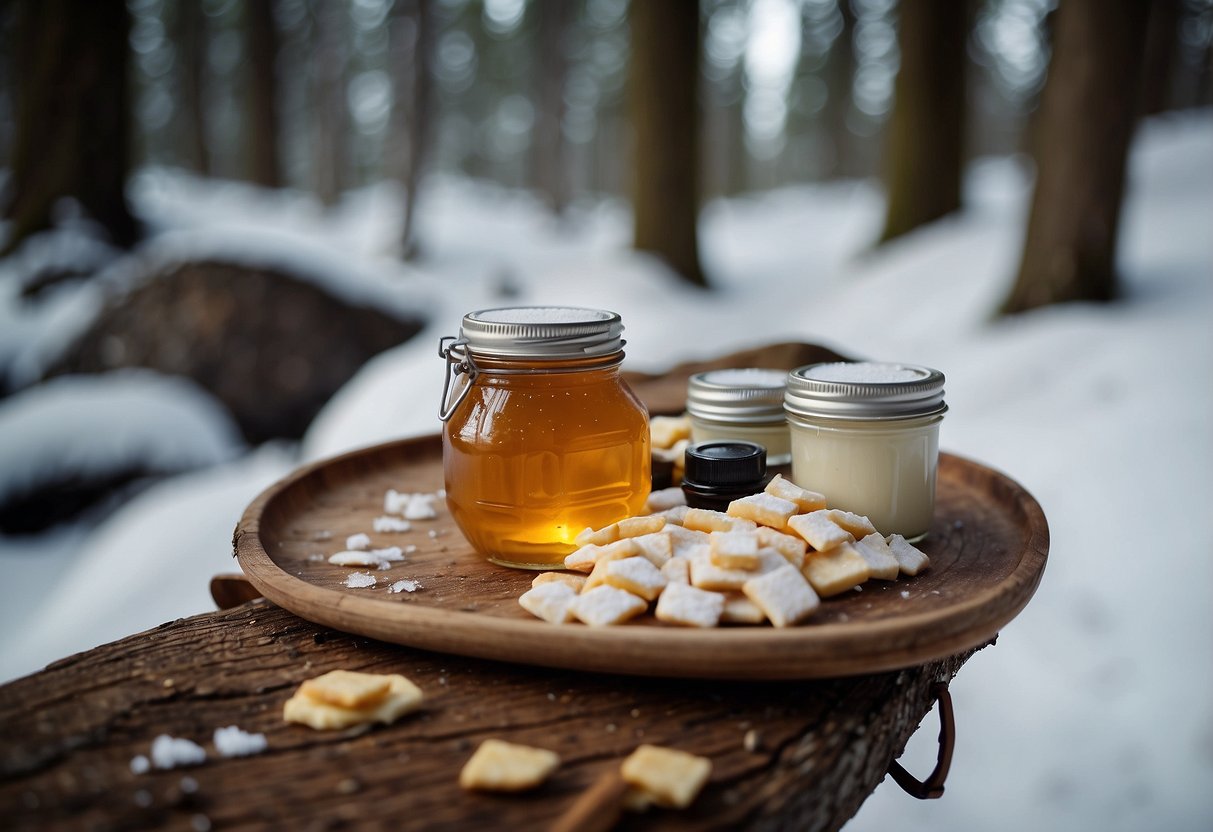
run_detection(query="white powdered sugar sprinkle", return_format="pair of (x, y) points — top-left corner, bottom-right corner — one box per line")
(388, 579), (421, 594)
(149, 734), (207, 769)
(344, 572), (377, 588)
(372, 516), (411, 533)
(213, 726), (268, 758)
(345, 533), (371, 551)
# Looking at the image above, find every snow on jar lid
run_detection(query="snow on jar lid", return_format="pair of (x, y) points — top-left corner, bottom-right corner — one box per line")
(458, 306), (625, 359)
(784, 362), (946, 421)
(686, 368), (788, 424)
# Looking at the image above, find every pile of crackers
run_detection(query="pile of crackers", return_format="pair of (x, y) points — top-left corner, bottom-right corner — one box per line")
(518, 474), (930, 629)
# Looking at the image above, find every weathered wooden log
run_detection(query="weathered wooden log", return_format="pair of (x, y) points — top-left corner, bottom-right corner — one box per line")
(0, 601), (983, 831)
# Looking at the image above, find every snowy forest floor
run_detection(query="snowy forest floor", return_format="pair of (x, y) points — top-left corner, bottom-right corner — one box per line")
(0, 111), (1210, 831)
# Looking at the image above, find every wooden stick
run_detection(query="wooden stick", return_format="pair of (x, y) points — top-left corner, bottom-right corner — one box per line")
(548, 768), (628, 832)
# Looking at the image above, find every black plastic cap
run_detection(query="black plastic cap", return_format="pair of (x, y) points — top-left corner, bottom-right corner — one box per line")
(682, 441), (768, 488)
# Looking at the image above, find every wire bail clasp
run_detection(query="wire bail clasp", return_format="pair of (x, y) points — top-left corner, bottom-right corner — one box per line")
(438, 336), (477, 421)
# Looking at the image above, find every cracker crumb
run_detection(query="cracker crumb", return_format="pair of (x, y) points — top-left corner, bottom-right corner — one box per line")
(149, 735), (207, 770)
(373, 516), (412, 533)
(345, 533), (371, 551)
(389, 579), (422, 594)
(130, 755), (150, 775)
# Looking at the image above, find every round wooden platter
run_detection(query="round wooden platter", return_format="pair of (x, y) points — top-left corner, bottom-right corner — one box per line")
(235, 436), (1048, 680)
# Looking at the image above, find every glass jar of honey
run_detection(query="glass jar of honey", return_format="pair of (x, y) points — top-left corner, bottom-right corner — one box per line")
(439, 307), (651, 569)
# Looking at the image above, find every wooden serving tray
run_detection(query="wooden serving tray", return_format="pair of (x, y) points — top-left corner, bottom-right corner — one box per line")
(235, 436), (1047, 680)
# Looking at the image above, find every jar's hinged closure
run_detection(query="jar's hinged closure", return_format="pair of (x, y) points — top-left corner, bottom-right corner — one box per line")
(686, 368), (788, 424)
(438, 306), (626, 420)
(784, 362), (946, 420)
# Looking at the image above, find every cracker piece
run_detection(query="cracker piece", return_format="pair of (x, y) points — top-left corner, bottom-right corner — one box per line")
(459, 739), (560, 792)
(802, 542), (871, 597)
(742, 564), (820, 627)
(532, 572), (587, 593)
(855, 533), (900, 581)
(654, 582), (725, 628)
(584, 540), (644, 590)
(727, 493), (798, 531)
(570, 585), (648, 626)
(644, 487), (687, 513)
(786, 510), (854, 551)
(689, 549), (781, 592)
(519, 582), (578, 624)
(756, 527), (807, 569)
(827, 509), (879, 539)
(660, 557), (690, 585)
(329, 550), (387, 568)
(667, 524), (710, 557)
(720, 593), (766, 625)
(565, 538), (638, 573)
(887, 534), (930, 576)
(621, 745), (712, 809)
(656, 505), (691, 526)
(299, 670), (391, 709)
(763, 474), (827, 512)
(284, 674), (422, 730)
(604, 556), (669, 601)
(682, 508), (734, 533)
(618, 515), (666, 539)
(709, 530), (761, 570)
(631, 532), (673, 568)
(575, 523), (619, 547)
(650, 415), (691, 449)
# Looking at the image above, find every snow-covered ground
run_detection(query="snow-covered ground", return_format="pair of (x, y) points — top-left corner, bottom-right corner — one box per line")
(1, 112), (1210, 831)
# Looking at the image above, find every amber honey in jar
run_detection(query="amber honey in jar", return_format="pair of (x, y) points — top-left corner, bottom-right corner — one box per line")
(438, 307), (651, 569)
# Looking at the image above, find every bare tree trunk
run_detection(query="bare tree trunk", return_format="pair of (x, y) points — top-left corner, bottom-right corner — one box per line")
(630, 0), (706, 288)
(824, 0), (857, 178)
(311, 1), (348, 206)
(245, 0), (283, 188)
(879, 0), (967, 243)
(2, 0), (137, 254)
(531, 0), (571, 214)
(1139, 0), (1180, 116)
(173, 0), (211, 175)
(1000, 0), (1152, 314)
(389, 0), (433, 259)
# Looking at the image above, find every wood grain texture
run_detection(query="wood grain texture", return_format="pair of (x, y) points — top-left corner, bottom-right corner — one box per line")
(0, 601), (983, 831)
(235, 436), (1048, 679)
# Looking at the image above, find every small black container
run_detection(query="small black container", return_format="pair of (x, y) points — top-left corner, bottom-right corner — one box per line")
(681, 440), (769, 511)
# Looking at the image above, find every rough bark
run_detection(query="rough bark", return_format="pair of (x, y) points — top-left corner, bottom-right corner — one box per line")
(0, 601), (984, 831)
(44, 261), (424, 443)
(879, 0), (967, 244)
(245, 0), (284, 188)
(531, 0), (572, 214)
(1000, 0), (1152, 313)
(2, 0), (137, 254)
(630, 0), (707, 287)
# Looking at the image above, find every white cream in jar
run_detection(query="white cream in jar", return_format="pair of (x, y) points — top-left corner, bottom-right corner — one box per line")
(784, 362), (946, 541)
(686, 368), (792, 465)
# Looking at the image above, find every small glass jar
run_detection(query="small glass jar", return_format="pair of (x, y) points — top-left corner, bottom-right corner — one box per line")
(784, 362), (946, 541)
(439, 307), (651, 569)
(686, 369), (792, 466)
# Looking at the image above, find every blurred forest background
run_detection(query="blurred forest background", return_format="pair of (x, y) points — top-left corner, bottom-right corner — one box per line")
(0, 0), (1211, 534)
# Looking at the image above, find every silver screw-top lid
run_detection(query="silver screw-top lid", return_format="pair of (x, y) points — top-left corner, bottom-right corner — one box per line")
(784, 362), (946, 420)
(686, 368), (788, 424)
(459, 306), (625, 358)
